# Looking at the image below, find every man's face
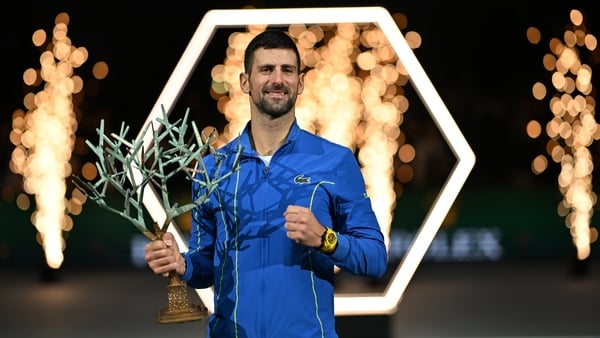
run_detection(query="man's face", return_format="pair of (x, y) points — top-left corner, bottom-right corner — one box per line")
(240, 47), (304, 118)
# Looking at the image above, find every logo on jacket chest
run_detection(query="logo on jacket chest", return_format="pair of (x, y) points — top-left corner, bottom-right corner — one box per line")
(293, 174), (311, 185)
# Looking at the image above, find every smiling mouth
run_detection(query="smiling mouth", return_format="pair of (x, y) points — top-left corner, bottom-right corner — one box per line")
(265, 91), (287, 99)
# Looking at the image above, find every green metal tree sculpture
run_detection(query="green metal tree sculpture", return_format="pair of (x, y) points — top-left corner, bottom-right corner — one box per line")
(73, 106), (241, 323)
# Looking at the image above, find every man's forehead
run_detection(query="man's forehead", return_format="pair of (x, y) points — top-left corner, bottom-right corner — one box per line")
(252, 48), (298, 66)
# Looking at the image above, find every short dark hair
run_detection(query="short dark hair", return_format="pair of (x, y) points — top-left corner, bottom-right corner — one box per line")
(243, 30), (301, 74)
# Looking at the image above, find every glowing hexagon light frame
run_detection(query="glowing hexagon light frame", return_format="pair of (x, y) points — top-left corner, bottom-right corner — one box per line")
(133, 7), (476, 316)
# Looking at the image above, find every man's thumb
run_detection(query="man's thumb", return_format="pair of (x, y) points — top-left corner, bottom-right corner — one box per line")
(162, 232), (175, 247)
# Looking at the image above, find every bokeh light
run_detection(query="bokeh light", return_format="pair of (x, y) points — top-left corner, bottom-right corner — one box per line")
(527, 8), (598, 260)
(8, 12), (107, 269)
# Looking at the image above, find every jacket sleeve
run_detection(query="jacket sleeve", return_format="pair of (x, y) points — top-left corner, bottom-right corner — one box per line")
(180, 175), (216, 289)
(328, 149), (388, 279)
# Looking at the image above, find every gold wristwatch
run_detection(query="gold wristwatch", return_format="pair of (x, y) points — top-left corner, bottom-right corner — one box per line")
(318, 227), (338, 255)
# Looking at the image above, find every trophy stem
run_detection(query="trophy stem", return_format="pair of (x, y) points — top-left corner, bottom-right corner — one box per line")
(155, 271), (209, 324)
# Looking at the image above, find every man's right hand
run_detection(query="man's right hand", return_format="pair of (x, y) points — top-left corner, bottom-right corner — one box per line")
(144, 232), (186, 277)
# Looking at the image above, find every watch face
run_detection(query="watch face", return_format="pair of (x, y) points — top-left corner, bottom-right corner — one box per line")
(326, 232), (336, 243)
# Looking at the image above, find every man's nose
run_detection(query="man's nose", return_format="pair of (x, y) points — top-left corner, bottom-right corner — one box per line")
(270, 68), (284, 84)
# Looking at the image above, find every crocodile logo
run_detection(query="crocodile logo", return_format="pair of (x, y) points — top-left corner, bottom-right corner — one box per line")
(294, 174), (311, 185)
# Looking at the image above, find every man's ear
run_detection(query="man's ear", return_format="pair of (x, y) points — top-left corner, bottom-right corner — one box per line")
(239, 72), (250, 94)
(297, 72), (305, 95)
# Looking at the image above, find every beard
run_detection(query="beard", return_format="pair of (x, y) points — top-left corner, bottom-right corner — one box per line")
(253, 90), (297, 119)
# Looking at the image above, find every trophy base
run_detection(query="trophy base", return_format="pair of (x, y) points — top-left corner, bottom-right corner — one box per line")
(154, 271), (209, 324)
(155, 303), (208, 324)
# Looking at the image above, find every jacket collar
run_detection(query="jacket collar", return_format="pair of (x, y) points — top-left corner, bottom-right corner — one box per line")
(238, 119), (301, 157)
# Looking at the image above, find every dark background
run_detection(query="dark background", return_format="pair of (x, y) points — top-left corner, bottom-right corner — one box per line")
(2, 0), (599, 189)
(1, 0), (599, 278)
(1, 2), (600, 337)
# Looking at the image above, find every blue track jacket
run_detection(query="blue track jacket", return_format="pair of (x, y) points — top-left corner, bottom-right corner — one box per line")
(181, 120), (388, 338)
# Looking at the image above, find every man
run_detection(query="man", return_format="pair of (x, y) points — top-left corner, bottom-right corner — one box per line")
(145, 29), (388, 338)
